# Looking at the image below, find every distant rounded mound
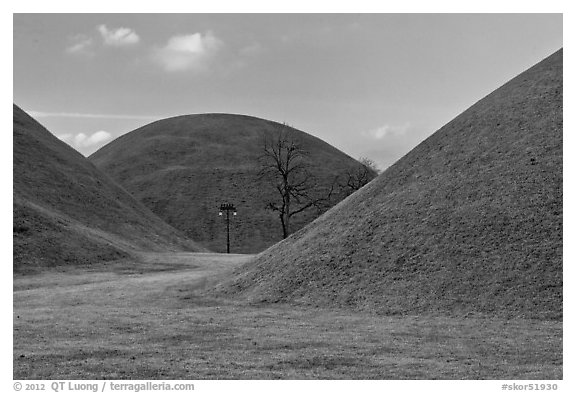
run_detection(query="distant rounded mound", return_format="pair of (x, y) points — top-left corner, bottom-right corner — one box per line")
(90, 114), (370, 253)
(214, 49), (563, 320)
(13, 105), (204, 273)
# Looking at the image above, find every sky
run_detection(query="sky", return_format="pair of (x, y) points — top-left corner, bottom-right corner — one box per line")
(13, 13), (563, 170)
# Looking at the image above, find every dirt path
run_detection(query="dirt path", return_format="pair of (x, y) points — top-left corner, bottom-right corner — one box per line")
(14, 252), (252, 292)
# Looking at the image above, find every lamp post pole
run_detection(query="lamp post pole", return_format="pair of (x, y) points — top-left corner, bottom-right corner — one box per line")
(226, 208), (230, 253)
(219, 203), (237, 254)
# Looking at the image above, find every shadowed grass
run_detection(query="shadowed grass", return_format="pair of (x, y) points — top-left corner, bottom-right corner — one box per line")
(89, 114), (374, 254)
(13, 105), (204, 273)
(214, 49), (563, 320)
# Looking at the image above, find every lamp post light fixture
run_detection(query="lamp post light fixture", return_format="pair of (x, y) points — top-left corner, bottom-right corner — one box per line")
(219, 203), (237, 254)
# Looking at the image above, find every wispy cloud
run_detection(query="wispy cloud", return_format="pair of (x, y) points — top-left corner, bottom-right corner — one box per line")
(66, 25), (140, 55)
(151, 31), (224, 73)
(65, 34), (94, 55)
(97, 25), (140, 47)
(363, 123), (411, 140)
(239, 42), (263, 57)
(29, 111), (160, 121)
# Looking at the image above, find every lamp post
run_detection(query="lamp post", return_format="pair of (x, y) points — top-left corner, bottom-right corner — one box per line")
(218, 203), (237, 254)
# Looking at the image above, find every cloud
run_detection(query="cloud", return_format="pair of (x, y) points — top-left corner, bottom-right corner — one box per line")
(66, 25), (139, 55)
(29, 111), (160, 121)
(152, 31), (224, 72)
(97, 25), (140, 46)
(363, 123), (411, 140)
(73, 131), (113, 148)
(65, 35), (94, 55)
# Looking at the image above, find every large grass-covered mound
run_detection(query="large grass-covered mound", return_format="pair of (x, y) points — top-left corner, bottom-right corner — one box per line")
(90, 114), (372, 253)
(13, 105), (204, 272)
(214, 49), (563, 320)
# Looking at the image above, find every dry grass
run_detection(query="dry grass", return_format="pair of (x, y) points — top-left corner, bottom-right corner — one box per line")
(13, 104), (204, 272)
(89, 114), (373, 253)
(215, 49), (563, 320)
(14, 253), (561, 380)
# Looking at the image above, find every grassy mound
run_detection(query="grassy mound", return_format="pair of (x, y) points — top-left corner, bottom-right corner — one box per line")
(90, 114), (373, 253)
(214, 49), (563, 320)
(13, 104), (204, 273)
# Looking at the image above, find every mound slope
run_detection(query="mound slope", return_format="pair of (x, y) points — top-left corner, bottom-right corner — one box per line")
(13, 105), (204, 272)
(215, 49), (563, 320)
(90, 114), (373, 253)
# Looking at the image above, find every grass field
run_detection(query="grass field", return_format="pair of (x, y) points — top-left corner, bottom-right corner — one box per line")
(13, 252), (562, 379)
(89, 114), (373, 254)
(218, 50), (563, 320)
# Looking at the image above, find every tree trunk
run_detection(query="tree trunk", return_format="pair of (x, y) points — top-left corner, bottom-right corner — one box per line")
(280, 213), (288, 239)
(284, 194), (290, 238)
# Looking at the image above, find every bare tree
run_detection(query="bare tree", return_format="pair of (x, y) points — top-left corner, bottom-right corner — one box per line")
(339, 157), (379, 196)
(258, 123), (336, 239)
(358, 157), (381, 174)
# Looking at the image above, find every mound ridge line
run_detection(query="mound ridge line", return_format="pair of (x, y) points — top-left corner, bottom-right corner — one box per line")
(90, 113), (374, 253)
(13, 104), (205, 273)
(212, 49), (563, 320)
